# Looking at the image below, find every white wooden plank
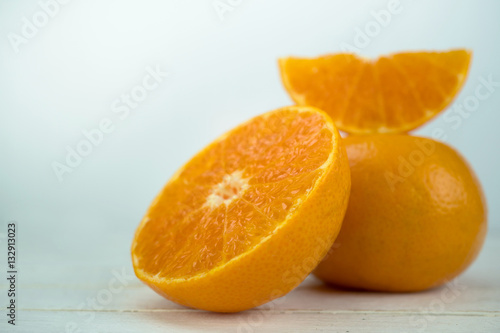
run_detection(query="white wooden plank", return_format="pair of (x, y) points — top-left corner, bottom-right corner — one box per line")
(8, 310), (500, 333)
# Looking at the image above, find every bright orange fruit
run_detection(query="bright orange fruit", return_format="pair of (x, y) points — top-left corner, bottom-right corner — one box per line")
(314, 135), (487, 292)
(279, 49), (471, 134)
(131, 106), (351, 312)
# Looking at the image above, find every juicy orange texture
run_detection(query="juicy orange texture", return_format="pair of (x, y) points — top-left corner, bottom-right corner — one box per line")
(279, 49), (471, 134)
(132, 106), (351, 312)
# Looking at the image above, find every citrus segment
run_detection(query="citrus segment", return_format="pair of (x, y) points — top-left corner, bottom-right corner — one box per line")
(131, 106), (351, 312)
(279, 49), (471, 134)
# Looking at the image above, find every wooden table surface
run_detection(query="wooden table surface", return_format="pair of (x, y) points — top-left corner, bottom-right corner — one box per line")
(1, 223), (499, 333)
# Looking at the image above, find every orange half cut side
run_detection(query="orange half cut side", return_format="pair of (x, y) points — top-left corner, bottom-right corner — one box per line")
(131, 106), (351, 312)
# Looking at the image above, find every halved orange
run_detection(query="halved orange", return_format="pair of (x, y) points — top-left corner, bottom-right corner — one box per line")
(131, 106), (351, 312)
(279, 49), (471, 134)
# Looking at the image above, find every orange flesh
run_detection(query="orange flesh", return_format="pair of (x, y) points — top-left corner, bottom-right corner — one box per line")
(132, 110), (333, 279)
(279, 50), (471, 134)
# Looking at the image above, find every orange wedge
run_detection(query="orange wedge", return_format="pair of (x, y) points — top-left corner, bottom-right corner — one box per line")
(131, 106), (351, 312)
(279, 49), (471, 134)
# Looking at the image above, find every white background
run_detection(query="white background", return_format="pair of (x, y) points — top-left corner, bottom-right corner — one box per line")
(1, 0), (499, 262)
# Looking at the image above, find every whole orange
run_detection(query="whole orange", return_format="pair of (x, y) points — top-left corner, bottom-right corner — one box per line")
(314, 134), (487, 292)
